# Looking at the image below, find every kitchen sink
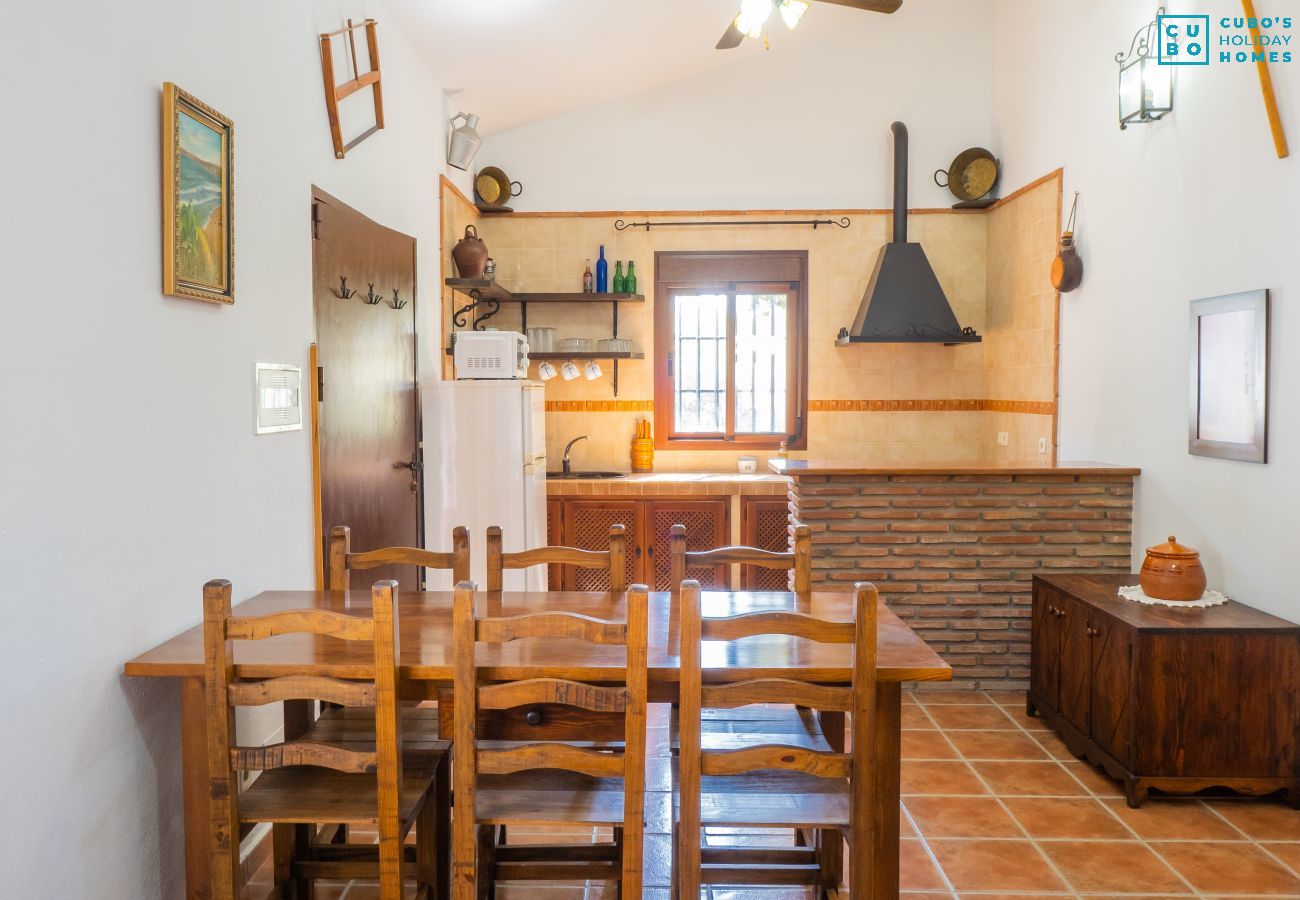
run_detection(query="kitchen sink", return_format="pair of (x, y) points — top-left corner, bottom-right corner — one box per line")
(546, 471), (627, 480)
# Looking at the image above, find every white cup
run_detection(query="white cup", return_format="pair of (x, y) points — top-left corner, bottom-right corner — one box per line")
(560, 361), (581, 381)
(537, 361), (557, 381)
(584, 361), (603, 380)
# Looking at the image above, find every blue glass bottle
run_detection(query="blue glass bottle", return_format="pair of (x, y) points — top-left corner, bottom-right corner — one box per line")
(595, 245), (608, 293)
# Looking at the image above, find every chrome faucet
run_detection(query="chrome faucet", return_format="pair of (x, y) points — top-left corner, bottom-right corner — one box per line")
(562, 435), (589, 475)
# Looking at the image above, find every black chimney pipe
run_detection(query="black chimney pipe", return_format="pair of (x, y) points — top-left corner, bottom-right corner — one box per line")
(892, 121), (907, 244)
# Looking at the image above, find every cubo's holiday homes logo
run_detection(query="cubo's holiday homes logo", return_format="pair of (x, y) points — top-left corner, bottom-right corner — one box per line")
(1158, 11), (1293, 65)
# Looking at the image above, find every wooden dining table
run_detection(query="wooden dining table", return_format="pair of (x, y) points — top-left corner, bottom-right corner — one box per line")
(125, 587), (950, 899)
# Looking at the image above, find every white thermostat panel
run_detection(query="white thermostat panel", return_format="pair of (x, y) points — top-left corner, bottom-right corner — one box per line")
(255, 363), (303, 434)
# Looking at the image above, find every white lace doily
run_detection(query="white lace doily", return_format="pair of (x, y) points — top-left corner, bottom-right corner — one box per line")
(1119, 585), (1229, 608)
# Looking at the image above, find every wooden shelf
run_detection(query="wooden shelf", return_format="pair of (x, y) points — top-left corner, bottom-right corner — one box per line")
(444, 279), (644, 304)
(445, 349), (643, 360)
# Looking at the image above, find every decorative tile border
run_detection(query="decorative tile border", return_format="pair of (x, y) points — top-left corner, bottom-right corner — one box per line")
(546, 399), (1055, 415)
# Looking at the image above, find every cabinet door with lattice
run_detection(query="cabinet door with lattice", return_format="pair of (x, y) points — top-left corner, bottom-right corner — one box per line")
(546, 499), (563, 589)
(647, 499), (729, 591)
(560, 499), (642, 590)
(740, 497), (792, 590)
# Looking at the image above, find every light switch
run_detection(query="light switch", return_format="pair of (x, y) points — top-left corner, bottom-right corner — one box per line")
(255, 363), (302, 434)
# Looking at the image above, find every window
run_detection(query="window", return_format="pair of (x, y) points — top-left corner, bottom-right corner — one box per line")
(654, 251), (808, 450)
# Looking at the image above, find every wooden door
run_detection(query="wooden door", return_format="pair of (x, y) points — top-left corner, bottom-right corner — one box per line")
(1057, 595), (1091, 728)
(740, 497), (792, 590)
(1031, 586), (1063, 708)
(647, 499), (729, 590)
(1088, 611), (1132, 765)
(312, 188), (420, 589)
(561, 499), (642, 590)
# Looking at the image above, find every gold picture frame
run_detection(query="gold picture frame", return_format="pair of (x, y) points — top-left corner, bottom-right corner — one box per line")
(162, 82), (234, 304)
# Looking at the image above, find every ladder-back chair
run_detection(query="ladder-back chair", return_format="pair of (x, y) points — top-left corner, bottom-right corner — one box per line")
(452, 580), (649, 899)
(485, 523), (627, 591)
(202, 578), (450, 900)
(674, 579), (879, 897)
(669, 521), (812, 595)
(329, 524), (470, 590)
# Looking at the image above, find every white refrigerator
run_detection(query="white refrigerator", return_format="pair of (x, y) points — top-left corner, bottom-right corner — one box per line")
(421, 380), (548, 590)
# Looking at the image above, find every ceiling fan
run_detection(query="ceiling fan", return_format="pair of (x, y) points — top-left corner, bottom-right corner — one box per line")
(716, 0), (902, 49)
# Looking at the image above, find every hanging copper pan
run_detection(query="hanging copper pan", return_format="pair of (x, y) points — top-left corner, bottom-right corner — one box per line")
(474, 166), (523, 209)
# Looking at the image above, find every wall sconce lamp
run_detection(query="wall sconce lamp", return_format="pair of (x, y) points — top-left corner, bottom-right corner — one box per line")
(447, 112), (482, 170)
(1115, 7), (1174, 129)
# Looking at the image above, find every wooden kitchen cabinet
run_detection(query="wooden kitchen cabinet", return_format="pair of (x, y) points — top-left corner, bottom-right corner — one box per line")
(1030, 574), (1300, 807)
(740, 496), (792, 590)
(552, 496), (729, 590)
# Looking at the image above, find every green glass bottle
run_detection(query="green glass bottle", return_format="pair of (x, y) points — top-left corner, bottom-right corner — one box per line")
(625, 261), (637, 294)
(612, 260), (626, 293)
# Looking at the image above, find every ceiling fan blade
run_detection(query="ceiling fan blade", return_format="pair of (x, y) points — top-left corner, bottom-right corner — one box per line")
(812, 0), (903, 13)
(716, 19), (746, 49)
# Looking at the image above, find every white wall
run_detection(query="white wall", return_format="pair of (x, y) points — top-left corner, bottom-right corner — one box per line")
(991, 0), (1297, 619)
(480, 0), (994, 211)
(0, 1), (447, 895)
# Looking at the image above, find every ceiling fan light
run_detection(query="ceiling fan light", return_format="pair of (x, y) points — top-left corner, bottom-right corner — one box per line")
(735, 0), (774, 38)
(780, 0), (810, 30)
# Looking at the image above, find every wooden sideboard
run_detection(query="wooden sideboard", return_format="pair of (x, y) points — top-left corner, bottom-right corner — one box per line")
(1030, 573), (1300, 808)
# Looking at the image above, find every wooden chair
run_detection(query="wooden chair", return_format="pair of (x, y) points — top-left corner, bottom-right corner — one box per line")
(452, 580), (649, 899)
(202, 578), (450, 900)
(669, 521), (812, 595)
(674, 579), (879, 897)
(329, 524), (470, 590)
(485, 523), (627, 591)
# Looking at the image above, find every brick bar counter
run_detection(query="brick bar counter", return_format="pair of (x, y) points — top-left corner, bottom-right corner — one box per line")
(770, 460), (1140, 688)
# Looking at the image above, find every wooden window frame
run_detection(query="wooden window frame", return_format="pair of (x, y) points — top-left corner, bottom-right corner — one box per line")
(653, 251), (808, 451)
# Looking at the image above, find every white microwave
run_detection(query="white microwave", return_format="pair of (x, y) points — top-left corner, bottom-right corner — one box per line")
(454, 331), (530, 379)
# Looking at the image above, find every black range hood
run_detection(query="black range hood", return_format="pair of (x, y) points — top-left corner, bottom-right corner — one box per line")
(838, 122), (980, 345)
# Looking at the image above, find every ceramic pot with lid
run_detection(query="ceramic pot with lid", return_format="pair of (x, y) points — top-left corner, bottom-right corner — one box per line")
(452, 225), (489, 279)
(1139, 535), (1208, 602)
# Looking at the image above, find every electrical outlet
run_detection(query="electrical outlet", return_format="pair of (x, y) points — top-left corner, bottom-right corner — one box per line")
(997, 432), (1009, 446)
(1038, 437), (1049, 454)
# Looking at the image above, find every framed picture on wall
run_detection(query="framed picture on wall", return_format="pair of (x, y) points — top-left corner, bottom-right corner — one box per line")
(1188, 289), (1269, 463)
(162, 83), (234, 304)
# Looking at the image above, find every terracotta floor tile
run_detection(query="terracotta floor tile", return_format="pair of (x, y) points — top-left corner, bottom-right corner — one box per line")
(982, 690), (1027, 707)
(1003, 797), (1130, 839)
(901, 760), (988, 796)
(1156, 842), (1300, 895)
(926, 839), (1066, 893)
(1263, 841), (1300, 873)
(924, 705), (1017, 730)
(902, 796), (1021, 837)
(1101, 798), (1244, 841)
(1060, 759), (1124, 797)
(902, 729), (958, 760)
(902, 705), (935, 728)
(1206, 800), (1300, 840)
(1039, 840), (1190, 894)
(913, 690), (994, 705)
(1004, 704), (1051, 731)
(945, 730), (1050, 761)
(972, 761), (1090, 797)
(899, 838), (949, 891)
(1026, 728), (1076, 760)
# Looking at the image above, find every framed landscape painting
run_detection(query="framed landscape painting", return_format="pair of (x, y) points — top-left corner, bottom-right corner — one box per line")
(162, 83), (234, 304)
(1189, 289), (1269, 463)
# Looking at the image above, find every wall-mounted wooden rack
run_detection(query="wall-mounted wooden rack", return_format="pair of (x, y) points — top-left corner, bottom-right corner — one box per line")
(444, 278), (645, 395)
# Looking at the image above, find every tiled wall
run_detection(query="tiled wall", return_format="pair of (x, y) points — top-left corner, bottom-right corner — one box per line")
(441, 173), (1061, 473)
(984, 175), (1062, 461)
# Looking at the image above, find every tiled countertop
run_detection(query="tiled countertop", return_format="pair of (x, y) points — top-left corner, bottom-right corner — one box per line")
(545, 471), (788, 496)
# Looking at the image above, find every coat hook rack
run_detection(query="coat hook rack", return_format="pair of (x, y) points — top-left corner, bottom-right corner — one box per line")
(336, 275), (356, 299)
(390, 288), (408, 310)
(364, 283), (384, 305)
(614, 216), (851, 232)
